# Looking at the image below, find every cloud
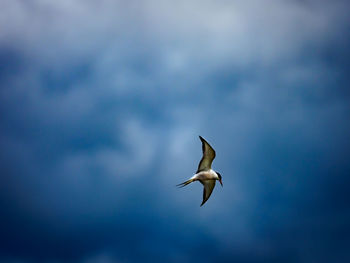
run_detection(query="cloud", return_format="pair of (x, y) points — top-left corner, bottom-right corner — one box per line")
(0, 0), (350, 262)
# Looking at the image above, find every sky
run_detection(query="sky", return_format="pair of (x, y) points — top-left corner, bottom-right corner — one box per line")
(0, 0), (350, 262)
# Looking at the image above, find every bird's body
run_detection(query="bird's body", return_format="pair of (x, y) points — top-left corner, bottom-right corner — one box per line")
(177, 136), (222, 206)
(188, 169), (219, 182)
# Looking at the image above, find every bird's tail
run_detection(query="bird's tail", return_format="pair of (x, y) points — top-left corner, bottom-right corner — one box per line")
(176, 179), (195, 188)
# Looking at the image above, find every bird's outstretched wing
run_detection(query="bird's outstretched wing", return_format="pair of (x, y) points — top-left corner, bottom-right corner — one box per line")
(197, 136), (216, 173)
(200, 180), (216, 206)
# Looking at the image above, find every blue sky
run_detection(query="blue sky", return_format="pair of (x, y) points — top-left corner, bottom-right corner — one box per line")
(1, 0), (350, 262)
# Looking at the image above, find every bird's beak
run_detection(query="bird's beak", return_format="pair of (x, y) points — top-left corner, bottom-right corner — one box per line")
(219, 179), (223, 187)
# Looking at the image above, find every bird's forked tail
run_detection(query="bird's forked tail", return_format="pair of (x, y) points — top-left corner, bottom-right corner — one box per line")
(176, 178), (195, 188)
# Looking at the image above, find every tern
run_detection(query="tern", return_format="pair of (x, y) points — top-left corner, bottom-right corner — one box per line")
(177, 136), (223, 206)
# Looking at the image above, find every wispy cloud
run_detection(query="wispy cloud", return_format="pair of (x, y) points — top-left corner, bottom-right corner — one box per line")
(0, 0), (349, 262)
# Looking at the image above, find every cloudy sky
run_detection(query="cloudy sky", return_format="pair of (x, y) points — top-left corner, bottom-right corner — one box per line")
(1, 0), (350, 262)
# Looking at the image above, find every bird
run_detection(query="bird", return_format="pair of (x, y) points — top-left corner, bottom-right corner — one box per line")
(177, 136), (223, 206)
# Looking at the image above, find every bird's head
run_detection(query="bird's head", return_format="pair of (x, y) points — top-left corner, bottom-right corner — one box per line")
(216, 172), (223, 187)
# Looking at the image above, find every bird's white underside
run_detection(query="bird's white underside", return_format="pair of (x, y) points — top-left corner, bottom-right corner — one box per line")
(191, 169), (219, 181)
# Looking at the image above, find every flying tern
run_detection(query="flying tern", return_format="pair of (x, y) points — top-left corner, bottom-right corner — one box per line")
(177, 136), (222, 206)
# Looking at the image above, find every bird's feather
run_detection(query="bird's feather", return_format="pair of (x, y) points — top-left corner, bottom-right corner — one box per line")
(200, 180), (216, 206)
(197, 136), (216, 173)
(176, 178), (195, 188)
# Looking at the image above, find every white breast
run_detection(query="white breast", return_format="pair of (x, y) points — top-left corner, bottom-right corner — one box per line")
(194, 169), (218, 180)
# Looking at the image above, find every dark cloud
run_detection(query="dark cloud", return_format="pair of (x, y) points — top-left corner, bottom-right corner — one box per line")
(0, 0), (350, 262)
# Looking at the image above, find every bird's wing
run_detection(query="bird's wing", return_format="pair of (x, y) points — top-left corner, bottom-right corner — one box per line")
(200, 180), (216, 206)
(197, 136), (216, 173)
